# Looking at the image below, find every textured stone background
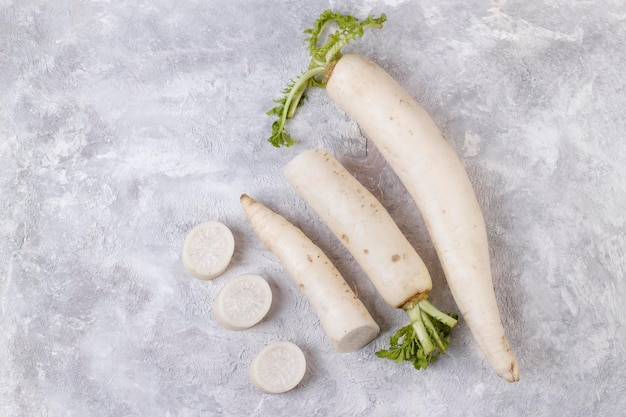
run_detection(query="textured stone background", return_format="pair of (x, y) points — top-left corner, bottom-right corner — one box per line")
(2, 1), (625, 416)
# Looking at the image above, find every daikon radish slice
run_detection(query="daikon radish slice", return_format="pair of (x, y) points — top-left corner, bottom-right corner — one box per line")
(250, 341), (307, 394)
(182, 221), (235, 280)
(213, 274), (272, 330)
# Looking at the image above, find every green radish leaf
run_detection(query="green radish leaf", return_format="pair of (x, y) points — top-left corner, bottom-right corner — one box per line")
(266, 9), (386, 147)
(376, 302), (457, 371)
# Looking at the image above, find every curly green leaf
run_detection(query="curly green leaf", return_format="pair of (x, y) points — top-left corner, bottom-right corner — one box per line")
(267, 9), (386, 147)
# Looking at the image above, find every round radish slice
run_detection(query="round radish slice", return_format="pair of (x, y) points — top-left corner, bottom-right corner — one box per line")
(213, 274), (272, 330)
(250, 341), (306, 394)
(182, 221), (235, 280)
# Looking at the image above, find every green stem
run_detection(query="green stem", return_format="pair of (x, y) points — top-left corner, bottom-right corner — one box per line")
(418, 299), (458, 328)
(407, 304), (436, 355)
(324, 40), (346, 64)
(282, 67), (326, 123)
(421, 310), (445, 352)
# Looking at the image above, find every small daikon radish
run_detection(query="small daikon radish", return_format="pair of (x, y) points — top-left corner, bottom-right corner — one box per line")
(284, 148), (456, 369)
(240, 194), (380, 353)
(213, 274), (272, 330)
(182, 221), (235, 280)
(250, 341), (306, 394)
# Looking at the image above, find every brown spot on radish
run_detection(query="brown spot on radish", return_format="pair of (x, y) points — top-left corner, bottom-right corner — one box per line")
(509, 362), (518, 381)
(391, 254), (401, 262)
(442, 209), (447, 214)
(503, 336), (511, 351)
(341, 234), (350, 244)
(364, 249), (369, 255)
(307, 254), (313, 263)
(299, 283), (304, 290)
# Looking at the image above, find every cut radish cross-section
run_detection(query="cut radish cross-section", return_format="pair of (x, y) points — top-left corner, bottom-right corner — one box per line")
(182, 221), (235, 280)
(214, 274), (272, 330)
(250, 341), (306, 394)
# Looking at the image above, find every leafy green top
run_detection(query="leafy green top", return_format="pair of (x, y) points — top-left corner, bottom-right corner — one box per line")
(375, 299), (457, 371)
(267, 9), (387, 147)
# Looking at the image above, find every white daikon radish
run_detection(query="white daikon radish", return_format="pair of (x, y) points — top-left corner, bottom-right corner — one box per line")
(284, 149), (456, 369)
(240, 194), (380, 353)
(250, 341), (306, 394)
(213, 274), (272, 330)
(182, 221), (235, 280)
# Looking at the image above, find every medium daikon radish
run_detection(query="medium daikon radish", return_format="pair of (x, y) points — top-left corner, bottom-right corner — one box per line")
(284, 149), (457, 368)
(266, 10), (519, 381)
(250, 341), (307, 394)
(240, 194), (380, 353)
(284, 149), (429, 308)
(182, 221), (235, 280)
(213, 274), (272, 330)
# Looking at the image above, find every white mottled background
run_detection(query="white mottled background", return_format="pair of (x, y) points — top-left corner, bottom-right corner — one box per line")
(1, 0), (625, 416)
